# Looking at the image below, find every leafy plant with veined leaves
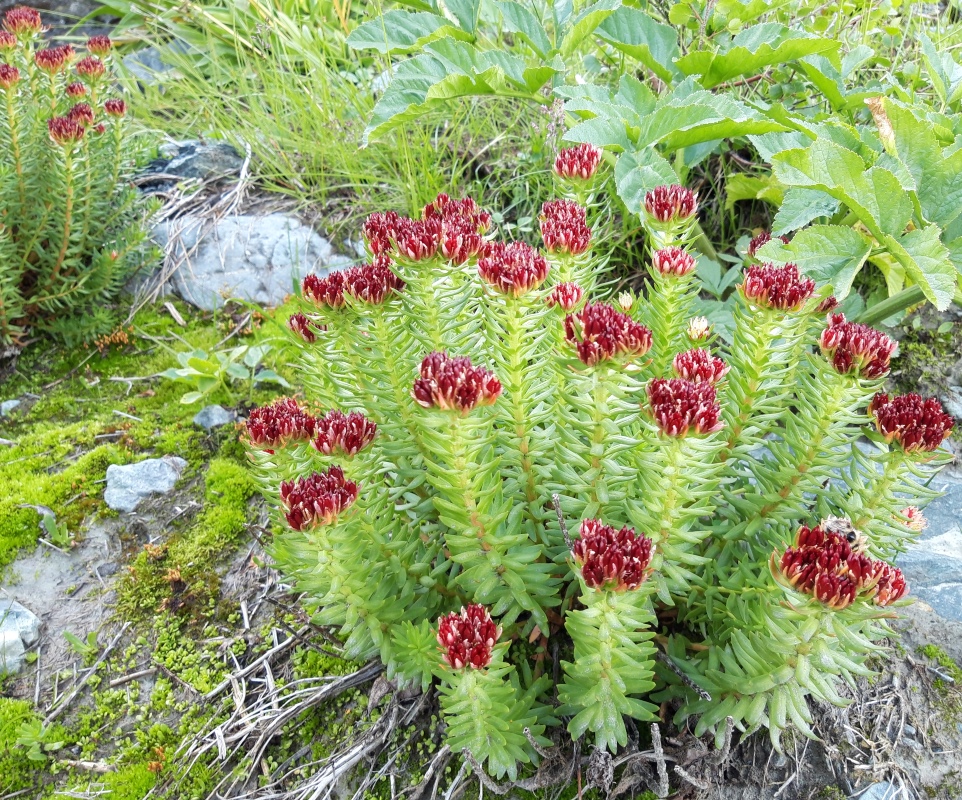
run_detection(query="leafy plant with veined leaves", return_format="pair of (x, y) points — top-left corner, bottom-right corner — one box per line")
(242, 153), (954, 785)
(348, 0), (962, 324)
(158, 343), (289, 404)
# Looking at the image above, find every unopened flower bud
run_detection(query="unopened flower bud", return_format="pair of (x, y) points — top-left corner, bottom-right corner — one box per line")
(412, 352), (502, 413)
(740, 263), (815, 312)
(672, 348), (729, 385)
(47, 115), (84, 146)
(870, 393), (954, 453)
(820, 314), (897, 379)
(686, 316), (711, 341)
(104, 98), (126, 117)
(572, 518), (653, 591)
(75, 55), (105, 80)
(651, 246), (696, 277)
(280, 466), (358, 531)
(437, 605), (501, 670)
(540, 199), (591, 256)
(563, 302), (652, 366)
(648, 378), (723, 436)
(3, 6), (43, 37)
(546, 282), (584, 312)
(0, 62), (19, 88)
(554, 143), (603, 181)
(86, 35), (111, 56)
(478, 240), (549, 297)
(618, 292), (633, 312)
(65, 81), (87, 97)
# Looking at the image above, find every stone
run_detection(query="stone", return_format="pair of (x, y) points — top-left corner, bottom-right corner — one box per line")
(0, 628), (25, 676)
(0, 599), (40, 646)
(154, 214), (351, 311)
(193, 405), (234, 431)
(104, 456), (188, 513)
(0, 398), (20, 417)
(121, 42), (187, 86)
(899, 530), (962, 585)
(150, 139), (245, 182)
(920, 480), (962, 542)
(913, 583), (962, 623)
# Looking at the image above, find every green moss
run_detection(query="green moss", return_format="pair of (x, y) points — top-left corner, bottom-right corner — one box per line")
(0, 699), (44, 795)
(814, 787), (847, 800)
(918, 644), (962, 722)
(97, 762), (158, 799)
(919, 644), (962, 683)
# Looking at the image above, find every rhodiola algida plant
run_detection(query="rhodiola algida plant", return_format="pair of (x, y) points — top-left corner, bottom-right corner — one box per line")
(244, 145), (955, 780)
(0, 6), (152, 346)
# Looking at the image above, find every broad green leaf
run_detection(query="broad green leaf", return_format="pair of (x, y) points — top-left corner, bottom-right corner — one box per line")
(559, 0), (621, 59)
(596, 6), (681, 84)
(255, 369), (291, 387)
(615, 75), (657, 116)
(946, 237), (962, 277)
(841, 44), (874, 78)
(724, 173), (783, 209)
(346, 11), (472, 54)
(181, 391), (204, 405)
(771, 188), (839, 235)
(798, 56), (846, 110)
(498, 1), (551, 56)
(564, 116), (632, 149)
(442, 0), (480, 33)
(757, 225), (872, 298)
(748, 131), (811, 162)
(553, 0), (574, 32)
(676, 24), (838, 89)
(883, 99), (962, 229)
(867, 251), (906, 296)
(226, 363), (250, 381)
(920, 33), (962, 109)
(614, 148), (678, 212)
(882, 225), (956, 311)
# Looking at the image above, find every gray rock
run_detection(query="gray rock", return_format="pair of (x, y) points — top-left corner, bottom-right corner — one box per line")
(121, 41), (189, 86)
(104, 456), (188, 513)
(900, 530), (962, 586)
(155, 214), (343, 310)
(193, 404), (235, 431)
(0, 599), (40, 646)
(0, 398), (20, 417)
(153, 139), (245, 182)
(856, 783), (907, 800)
(942, 386), (962, 421)
(920, 480), (962, 542)
(914, 583), (962, 623)
(0, 628), (25, 676)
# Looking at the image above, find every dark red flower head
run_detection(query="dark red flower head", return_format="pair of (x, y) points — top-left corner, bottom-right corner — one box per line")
(393, 216), (442, 262)
(0, 63), (19, 88)
(35, 44), (73, 73)
(303, 271), (346, 309)
(3, 6), (42, 36)
(648, 378), (723, 437)
(740, 263), (815, 311)
(819, 314), (897, 379)
(0, 31), (16, 51)
(817, 295), (839, 314)
(546, 282), (585, 311)
(288, 312), (324, 343)
(311, 410), (377, 457)
(478, 240), (549, 296)
(644, 184), (697, 224)
(563, 302), (652, 366)
(65, 81), (86, 97)
(412, 352), (502, 413)
(280, 466), (358, 531)
(104, 98), (126, 117)
(869, 393), (955, 453)
(651, 246), (696, 277)
(672, 348), (729, 385)
(540, 199), (591, 256)
(67, 102), (95, 127)
(554, 143), (603, 181)
(86, 35), (111, 56)
(423, 194), (491, 264)
(47, 115), (84, 146)
(344, 261), (404, 304)
(747, 231), (790, 259)
(362, 210), (403, 257)
(572, 518), (653, 591)
(424, 193), (492, 233)
(246, 398), (317, 449)
(75, 55), (105, 80)
(775, 522), (907, 609)
(437, 605), (501, 670)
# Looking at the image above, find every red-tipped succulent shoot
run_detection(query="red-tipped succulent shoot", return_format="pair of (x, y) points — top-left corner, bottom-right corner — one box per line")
(554, 143), (603, 181)
(819, 314), (897, 379)
(280, 466), (358, 531)
(644, 184), (697, 225)
(869, 393), (955, 453)
(651, 246), (696, 278)
(540, 199), (591, 256)
(437, 604), (501, 670)
(672, 348), (729, 385)
(245, 398), (317, 449)
(412, 352), (502, 414)
(563, 302), (652, 366)
(546, 282), (584, 311)
(478, 240), (550, 297)
(572, 518), (654, 591)
(647, 378), (723, 437)
(311, 410), (377, 457)
(740, 263), (816, 312)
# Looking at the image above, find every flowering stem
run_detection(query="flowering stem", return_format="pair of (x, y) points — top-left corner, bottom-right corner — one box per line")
(45, 149), (76, 296)
(646, 271), (696, 375)
(4, 89), (26, 213)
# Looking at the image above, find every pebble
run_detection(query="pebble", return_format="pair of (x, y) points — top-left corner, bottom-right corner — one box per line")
(0, 599), (40, 676)
(193, 405), (235, 431)
(104, 456), (188, 513)
(0, 399), (21, 417)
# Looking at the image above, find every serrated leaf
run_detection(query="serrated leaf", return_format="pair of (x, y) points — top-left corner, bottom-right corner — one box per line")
(614, 148), (678, 212)
(772, 188), (839, 235)
(676, 24), (839, 89)
(563, 116), (632, 149)
(442, 0), (480, 33)
(724, 173), (784, 209)
(596, 6), (681, 84)
(498, 1), (551, 56)
(920, 32), (962, 109)
(559, 0), (621, 59)
(757, 225), (872, 298)
(883, 225), (957, 311)
(346, 10), (472, 54)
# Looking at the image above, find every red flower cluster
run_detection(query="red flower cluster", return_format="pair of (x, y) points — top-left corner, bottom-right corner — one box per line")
(572, 518), (653, 591)
(819, 314), (897, 379)
(651, 246), (696, 277)
(478, 240), (550, 296)
(647, 378), (723, 437)
(104, 98), (126, 117)
(86, 35), (111, 56)
(0, 63), (19, 88)
(672, 348), (729, 385)
(312, 410), (377, 457)
(540, 199), (591, 256)
(65, 81), (86, 97)
(563, 302), (652, 366)
(303, 271), (346, 309)
(288, 312), (324, 343)
(644, 184), (697, 224)
(35, 44), (73, 73)
(75, 55), (105, 79)
(437, 604), (501, 670)
(546, 282), (584, 311)
(362, 210), (403, 257)
(344, 260), (404, 304)
(747, 231), (790, 258)
(869, 393), (955, 453)
(740, 263), (815, 311)
(0, 31), (15, 51)
(67, 102), (95, 127)
(412, 352), (502, 413)
(47, 115), (84, 146)
(817, 295), (839, 314)
(246, 398), (317, 449)
(280, 466), (358, 531)
(775, 522), (908, 609)
(3, 6), (42, 36)
(554, 143), (603, 181)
